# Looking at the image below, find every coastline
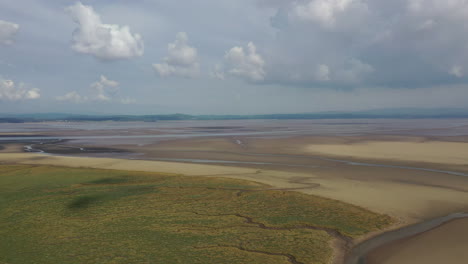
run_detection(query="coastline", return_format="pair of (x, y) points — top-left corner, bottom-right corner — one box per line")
(2, 130), (468, 264)
(344, 213), (468, 264)
(1, 150), (467, 264)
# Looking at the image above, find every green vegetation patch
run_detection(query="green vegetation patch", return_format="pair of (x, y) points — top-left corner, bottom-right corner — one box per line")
(0, 165), (393, 264)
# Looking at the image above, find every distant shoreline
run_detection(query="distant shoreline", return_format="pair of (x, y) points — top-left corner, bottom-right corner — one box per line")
(3, 111), (468, 123)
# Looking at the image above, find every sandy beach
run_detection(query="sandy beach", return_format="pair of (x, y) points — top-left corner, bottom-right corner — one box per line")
(306, 140), (468, 165)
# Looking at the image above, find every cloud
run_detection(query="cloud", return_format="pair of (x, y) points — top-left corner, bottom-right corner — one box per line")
(224, 42), (266, 81)
(254, 0), (468, 88)
(67, 2), (144, 61)
(153, 32), (200, 78)
(210, 64), (225, 80)
(449, 66), (463, 78)
(282, 59), (372, 85)
(56, 75), (135, 104)
(56, 91), (87, 103)
(292, 0), (367, 27)
(406, 0), (468, 15)
(315, 64), (331, 81)
(0, 20), (20, 45)
(0, 78), (40, 100)
(91, 75), (120, 101)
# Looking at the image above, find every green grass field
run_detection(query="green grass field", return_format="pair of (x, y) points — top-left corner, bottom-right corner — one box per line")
(0, 165), (393, 264)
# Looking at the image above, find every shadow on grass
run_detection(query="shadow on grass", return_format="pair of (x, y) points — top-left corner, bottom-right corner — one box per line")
(86, 177), (130, 185)
(67, 186), (157, 211)
(68, 195), (103, 209)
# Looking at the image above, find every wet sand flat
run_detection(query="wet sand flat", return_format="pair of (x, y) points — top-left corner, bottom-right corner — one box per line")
(2, 120), (468, 264)
(2, 150), (467, 264)
(306, 141), (468, 165)
(366, 218), (468, 264)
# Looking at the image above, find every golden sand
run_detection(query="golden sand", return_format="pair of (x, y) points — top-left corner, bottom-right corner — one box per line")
(306, 141), (468, 165)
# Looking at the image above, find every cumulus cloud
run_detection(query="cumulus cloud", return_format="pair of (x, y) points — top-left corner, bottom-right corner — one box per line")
(0, 20), (19, 45)
(284, 60), (372, 84)
(56, 75), (135, 104)
(292, 0), (367, 27)
(449, 66), (463, 78)
(91, 75), (120, 101)
(224, 42), (266, 81)
(210, 64), (225, 80)
(0, 78), (40, 101)
(67, 2), (144, 60)
(153, 32), (200, 78)
(56, 91), (87, 103)
(315, 64), (331, 81)
(254, 0), (468, 88)
(25, 89), (41, 100)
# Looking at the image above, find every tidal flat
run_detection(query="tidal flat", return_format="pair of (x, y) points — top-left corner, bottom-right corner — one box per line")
(1, 119), (468, 263)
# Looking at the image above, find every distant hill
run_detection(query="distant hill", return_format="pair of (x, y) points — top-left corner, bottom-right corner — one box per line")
(1, 108), (468, 123)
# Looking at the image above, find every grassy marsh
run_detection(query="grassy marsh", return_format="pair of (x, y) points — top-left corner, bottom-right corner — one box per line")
(0, 165), (393, 264)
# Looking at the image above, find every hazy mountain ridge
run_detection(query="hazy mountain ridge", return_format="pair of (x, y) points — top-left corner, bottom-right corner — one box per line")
(1, 108), (468, 123)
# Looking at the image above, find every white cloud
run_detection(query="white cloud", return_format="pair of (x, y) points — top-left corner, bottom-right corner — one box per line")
(25, 89), (40, 100)
(406, 1), (468, 30)
(67, 2), (144, 60)
(56, 91), (87, 103)
(257, 0), (468, 87)
(153, 32), (200, 78)
(224, 42), (266, 81)
(0, 78), (40, 101)
(449, 66), (463, 78)
(0, 20), (19, 45)
(90, 75), (120, 101)
(56, 75), (135, 104)
(282, 60), (372, 84)
(315, 64), (331, 81)
(293, 0), (365, 27)
(210, 64), (225, 80)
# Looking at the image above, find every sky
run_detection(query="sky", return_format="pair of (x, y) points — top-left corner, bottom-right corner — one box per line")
(0, 0), (468, 115)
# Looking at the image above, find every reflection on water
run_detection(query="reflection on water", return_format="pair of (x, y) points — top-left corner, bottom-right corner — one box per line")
(2, 119), (468, 136)
(324, 158), (468, 177)
(145, 158), (321, 168)
(134, 156), (468, 177)
(0, 130), (295, 141)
